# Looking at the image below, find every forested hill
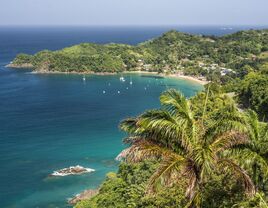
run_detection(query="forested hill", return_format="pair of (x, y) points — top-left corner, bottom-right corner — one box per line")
(9, 29), (268, 77)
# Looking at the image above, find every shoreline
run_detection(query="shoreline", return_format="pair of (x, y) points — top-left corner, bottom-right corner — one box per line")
(30, 70), (116, 75)
(31, 70), (208, 85)
(6, 64), (207, 85)
(68, 189), (99, 205)
(123, 71), (208, 85)
(166, 73), (209, 85)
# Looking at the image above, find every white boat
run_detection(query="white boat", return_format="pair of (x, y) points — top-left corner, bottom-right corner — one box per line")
(130, 77), (133, 85)
(119, 76), (125, 82)
(82, 75), (86, 81)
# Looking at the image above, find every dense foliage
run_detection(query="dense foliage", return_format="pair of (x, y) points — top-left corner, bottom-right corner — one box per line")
(76, 161), (263, 208)
(224, 62), (268, 120)
(11, 29), (268, 76)
(76, 88), (268, 208)
(238, 72), (268, 120)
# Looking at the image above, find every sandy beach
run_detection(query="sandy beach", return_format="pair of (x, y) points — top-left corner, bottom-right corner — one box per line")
(123, 71), (208, 85)
(167, 74), (209, 85)
(7, 63), (208, 85)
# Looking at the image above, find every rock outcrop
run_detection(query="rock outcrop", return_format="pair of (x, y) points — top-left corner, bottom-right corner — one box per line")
(68, 189), (99, 205)
(50, 165), (95, 177)
(6, 63), (34, 68)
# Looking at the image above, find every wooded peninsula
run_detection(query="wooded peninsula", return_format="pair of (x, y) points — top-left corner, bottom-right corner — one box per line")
(10, 29), (268, 120)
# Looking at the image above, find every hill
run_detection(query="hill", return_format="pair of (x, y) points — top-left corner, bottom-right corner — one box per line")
(9, 29), (268, 81)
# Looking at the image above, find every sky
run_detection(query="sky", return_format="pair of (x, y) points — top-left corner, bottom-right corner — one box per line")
(0, 0), (267, 26)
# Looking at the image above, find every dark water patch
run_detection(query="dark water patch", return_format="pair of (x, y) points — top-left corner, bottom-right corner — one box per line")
(159, 84), (178, 87)
(140, 75), (165, 79)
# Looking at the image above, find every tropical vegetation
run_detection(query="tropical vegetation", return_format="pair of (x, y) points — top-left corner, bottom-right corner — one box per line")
(9, 28), (268, 207)
(10, 29), (268, 76)
(76, 88), (268, 208)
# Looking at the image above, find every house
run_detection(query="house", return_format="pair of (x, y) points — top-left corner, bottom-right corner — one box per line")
(220, 68), (235, 76)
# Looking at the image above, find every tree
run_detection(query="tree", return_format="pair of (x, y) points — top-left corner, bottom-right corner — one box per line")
(238, 72), (268, 120)
(120, 89), (257, 207)
(242, 110), (268, 191)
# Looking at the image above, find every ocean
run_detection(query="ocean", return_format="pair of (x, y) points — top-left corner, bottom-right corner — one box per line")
(0, 25), (266, 207)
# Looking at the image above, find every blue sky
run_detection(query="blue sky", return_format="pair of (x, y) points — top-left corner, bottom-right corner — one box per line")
(0, 0), (267, 26)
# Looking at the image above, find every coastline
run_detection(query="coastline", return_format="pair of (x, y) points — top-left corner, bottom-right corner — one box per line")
(123, 71), (208, 85)
(68, 189), (99, 205)
(6, 64), (207, 85)
(166, 73), (209, 85)
(30, 70), (116, 75)
(32, 70), (208, 85)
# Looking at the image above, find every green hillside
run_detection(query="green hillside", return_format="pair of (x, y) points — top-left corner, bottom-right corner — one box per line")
(10, 29), (268, 78)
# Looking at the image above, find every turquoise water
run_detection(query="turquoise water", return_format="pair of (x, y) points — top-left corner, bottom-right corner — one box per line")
(0, 70), (202, 207)
(2, 26), (262, 207)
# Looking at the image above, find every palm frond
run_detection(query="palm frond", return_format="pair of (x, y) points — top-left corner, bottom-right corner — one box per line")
(191, 146), (215, 182)
(228, 148), (268, 178)
(209, 103), (248, 135)
(245, 109), (260, 141)
(119, 117), (139, 134)
(210, 131), (248, 153)
(184, 191), (202, 208)
(122, 136), (142, 144)
(218, 159), (255, 196)
(125, 139), (179, 163)
(160, 89), (193, 124)
(138, 109), (194, 153)
(147, 153), (186, 192)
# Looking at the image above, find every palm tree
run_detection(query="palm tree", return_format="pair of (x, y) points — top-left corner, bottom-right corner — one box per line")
(239, 110), (268, 191)
(120, 89), (256, 207)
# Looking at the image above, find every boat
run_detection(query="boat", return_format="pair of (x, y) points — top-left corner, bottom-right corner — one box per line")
(82, 75), (86, 81)
(119, 76), (125, 82)
(130, 77), (133, 85)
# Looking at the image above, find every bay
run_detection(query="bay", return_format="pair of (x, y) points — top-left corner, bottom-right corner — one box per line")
(0, 25), (264, 207)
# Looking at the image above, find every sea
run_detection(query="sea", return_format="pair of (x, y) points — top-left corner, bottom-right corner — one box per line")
(0, 25), (266, 208)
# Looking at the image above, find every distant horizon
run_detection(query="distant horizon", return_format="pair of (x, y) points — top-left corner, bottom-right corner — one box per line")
(1, 0), (267, 26)
(0, 25), (266, 39)
(0, 24), (267, 27)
